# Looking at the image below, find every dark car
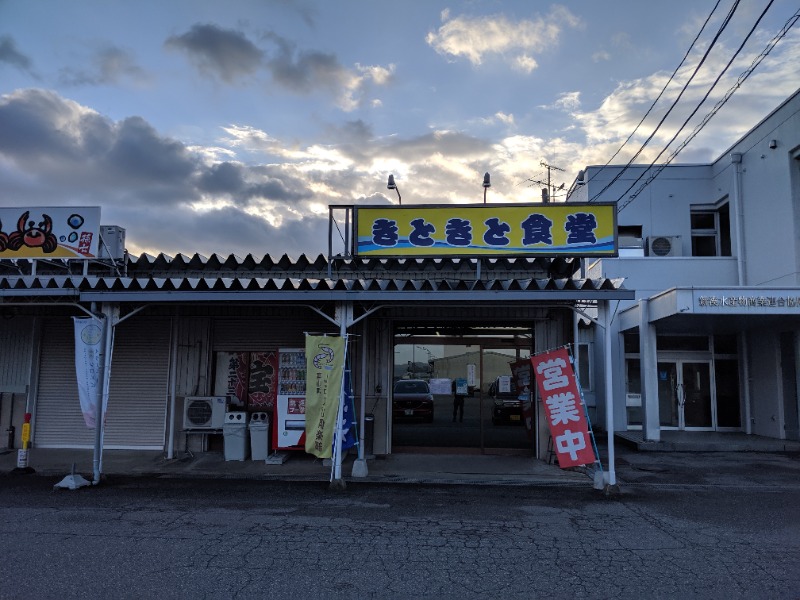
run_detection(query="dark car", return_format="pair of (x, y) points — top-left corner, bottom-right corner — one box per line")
(489, 377), (524, 425)
(392, 379), (434, 423)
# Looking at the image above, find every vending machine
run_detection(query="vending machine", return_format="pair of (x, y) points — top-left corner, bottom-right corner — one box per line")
(273, 348), (307, 450)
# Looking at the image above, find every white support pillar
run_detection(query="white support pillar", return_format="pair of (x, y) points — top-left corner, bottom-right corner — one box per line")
(351, 319), (369, 478)
(166, 316), (179, 460)
(602, 300), (617, 487)
(639, 299), (660, 442)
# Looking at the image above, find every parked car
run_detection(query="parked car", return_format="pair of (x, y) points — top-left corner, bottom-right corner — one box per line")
(392, 379), (434, 423)
(489, 377), (524, 425)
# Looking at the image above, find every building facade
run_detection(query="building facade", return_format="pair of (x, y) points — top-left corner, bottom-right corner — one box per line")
(569, 88), (800, 442)
(0, 251), (630, 464)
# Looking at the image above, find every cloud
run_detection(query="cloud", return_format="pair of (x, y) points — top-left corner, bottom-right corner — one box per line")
(0, 35), (34, 73)
(165, 24), (264, 83)
(592, 50), (611, 63)
(262, 33), (393, 111)
(59, 45), (149, 87)
(479, 112), (515, 126)
(1, 19), (798, 261)
(164, 25), (392, 110)
(117, 203), (330, 259)
(0, 89), (329, 256)
(554, 92), (581, 112)
(426, 6), (583, 71)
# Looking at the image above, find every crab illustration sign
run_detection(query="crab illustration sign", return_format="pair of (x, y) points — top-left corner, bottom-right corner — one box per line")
(0, 207), (101, 259)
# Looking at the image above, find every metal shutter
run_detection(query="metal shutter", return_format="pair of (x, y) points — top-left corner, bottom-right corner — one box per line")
(0, 316), (34, 393)
(34, 317), (170, 449)
(104, 319), (170, 449)
(34, 319), (92, 448)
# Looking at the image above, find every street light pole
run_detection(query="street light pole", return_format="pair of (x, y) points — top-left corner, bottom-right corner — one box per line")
(387, 174), (401, 205)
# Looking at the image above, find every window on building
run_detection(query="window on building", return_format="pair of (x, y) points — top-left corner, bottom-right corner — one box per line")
(623, 332), (640, 354)
(691, 203), (731, 256)
(658, 335), (709, 352)
(626, 359), (642, 427)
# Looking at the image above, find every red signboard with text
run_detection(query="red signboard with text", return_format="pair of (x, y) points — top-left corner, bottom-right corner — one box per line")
(531, 348), (595, 468)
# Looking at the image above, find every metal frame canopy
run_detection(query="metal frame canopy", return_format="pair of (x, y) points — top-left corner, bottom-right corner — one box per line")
(350, 203), (618, 259)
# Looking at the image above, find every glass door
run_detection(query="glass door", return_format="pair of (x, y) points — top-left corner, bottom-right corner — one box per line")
(681, 361), (713, 428)
(657, 361), (713, 430)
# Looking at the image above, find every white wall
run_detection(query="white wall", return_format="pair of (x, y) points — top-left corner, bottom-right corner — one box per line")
(710, 96), (800, 286)
(747, 330), (782, 438)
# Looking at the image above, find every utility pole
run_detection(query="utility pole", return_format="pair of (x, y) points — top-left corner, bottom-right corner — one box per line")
(522, 161), (566, 203)
(540, 161), (565, 203)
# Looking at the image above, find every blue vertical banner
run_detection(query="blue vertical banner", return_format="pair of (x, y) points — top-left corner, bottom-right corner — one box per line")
(337, 369), (358, 452)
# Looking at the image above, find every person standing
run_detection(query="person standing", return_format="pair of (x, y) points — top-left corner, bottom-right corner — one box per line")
(452, 378), (465, 422)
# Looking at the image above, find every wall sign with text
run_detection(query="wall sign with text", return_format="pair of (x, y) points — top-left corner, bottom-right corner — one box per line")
(354, 203), (617, 257)
(0, 206), (100, 259)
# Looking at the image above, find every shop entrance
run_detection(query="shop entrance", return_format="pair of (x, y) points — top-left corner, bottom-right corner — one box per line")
(391, 326), (534, 453)
(657, 360), (714, 430)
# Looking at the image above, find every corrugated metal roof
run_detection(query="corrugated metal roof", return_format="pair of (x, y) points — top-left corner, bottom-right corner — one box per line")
(0, 253), (633, 303)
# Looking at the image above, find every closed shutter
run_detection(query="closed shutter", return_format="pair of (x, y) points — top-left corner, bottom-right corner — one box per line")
(0, 316), (34, 393)
(213, 315), (337, 350)
(104, 319), (170, 449)
(34, 317), (170, 449)
(34, 319), (92, 448)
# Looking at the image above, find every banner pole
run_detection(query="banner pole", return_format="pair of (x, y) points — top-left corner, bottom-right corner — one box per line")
(91, 314), (107, 484)
(331, 332), (348, 485)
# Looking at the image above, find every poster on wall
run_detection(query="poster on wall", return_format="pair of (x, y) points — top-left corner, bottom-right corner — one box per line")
(213, 351), (277, 410)
(511, 358), (534, 440)
(531, 347), (595, 469)
(247, 352), (278, 410)
(0, 206), (100, 259)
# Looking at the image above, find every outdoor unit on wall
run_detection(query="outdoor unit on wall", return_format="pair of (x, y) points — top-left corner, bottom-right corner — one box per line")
(182, 396), (226, 429)
(646, 235), (682, 257)
(98, 225), (126, 259)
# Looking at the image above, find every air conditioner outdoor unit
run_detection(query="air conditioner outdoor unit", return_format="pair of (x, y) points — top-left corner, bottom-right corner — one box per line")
(182, 396), (226, 429)
(99, 225), (126, 259)
(647, 235), (682, 257)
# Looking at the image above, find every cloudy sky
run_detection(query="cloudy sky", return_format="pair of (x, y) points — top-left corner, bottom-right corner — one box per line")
(1, 0), (798, 259)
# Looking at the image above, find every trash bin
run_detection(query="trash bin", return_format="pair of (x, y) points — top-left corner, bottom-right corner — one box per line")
(364, 413), (375, 458)
(223, 412), (250, 461)
(249, 412), (270, 460)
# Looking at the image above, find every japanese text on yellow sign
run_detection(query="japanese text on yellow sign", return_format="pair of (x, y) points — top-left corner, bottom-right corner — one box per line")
(354, 203), (617, 257)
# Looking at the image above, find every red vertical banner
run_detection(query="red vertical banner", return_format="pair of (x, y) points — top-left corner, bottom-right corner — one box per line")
(531, 348), (595, 468)
(248, 351), (278, 410)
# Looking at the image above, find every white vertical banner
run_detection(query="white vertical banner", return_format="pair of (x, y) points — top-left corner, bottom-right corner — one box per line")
(73, 316), (106, 428)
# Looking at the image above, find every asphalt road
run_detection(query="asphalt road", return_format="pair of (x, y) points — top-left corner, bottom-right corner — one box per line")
(1, 473), (798, 599)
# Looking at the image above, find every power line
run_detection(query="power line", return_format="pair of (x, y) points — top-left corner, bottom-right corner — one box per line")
(614, 0), (774, 208)
(588, 0), (742, 203)
(589, 0), (724, 177)
(618, 5), (800, 212)
(614, 0), (777, 211)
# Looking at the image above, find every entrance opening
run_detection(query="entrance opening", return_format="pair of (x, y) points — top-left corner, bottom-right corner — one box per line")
(657, 360), (713, 430)
(391, 324), (535, 454)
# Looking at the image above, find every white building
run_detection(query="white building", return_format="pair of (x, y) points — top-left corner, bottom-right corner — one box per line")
(569, 88), (800, 443)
